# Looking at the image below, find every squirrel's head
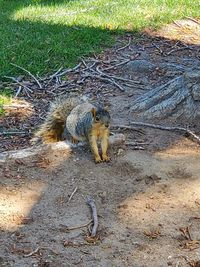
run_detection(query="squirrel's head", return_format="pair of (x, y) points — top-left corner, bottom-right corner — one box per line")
(91, 106), (110, 128)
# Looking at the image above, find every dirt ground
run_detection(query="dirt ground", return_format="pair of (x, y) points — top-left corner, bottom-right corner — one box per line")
(1, 19), (200, 267)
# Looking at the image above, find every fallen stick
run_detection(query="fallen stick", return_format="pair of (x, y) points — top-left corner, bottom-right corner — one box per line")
(4, 76), (33, 93)
(152, 43), (164, 55)
(86, 196), (98, 237)
(173, 20), (182, 28)
(111, 125), (145, 134)
(11, 63), (42, 89)
(0, 131), (28, 136)
(49, 67), (63, 78)
(15, 86), (22, 97)
(104, 58), (131, 71)
(23, 247), (40, 257)
(96, 65), (141, 84)
(3, 104), (32, 109)
(124, 142), (145, 150)
(125, 144), (145, 150)
(166, 46), (190, 56)
(56, 62), (82, 77)
(117, 37), (132, 52)
(131, 146), (145, 150)
(130, 121), (200, 144)
(185, 16), (200, 25)
(81, 60), (97, 72)
(83, 73), (125, 92)
(67, 187), (78, 204)
(23, 247), (58, 257)
(60, 220), (93, 232)
(124, 141), (146, 149)
(55, 76), (62, 85)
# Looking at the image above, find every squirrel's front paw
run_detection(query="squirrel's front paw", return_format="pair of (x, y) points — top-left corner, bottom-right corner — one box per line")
(95, 156), (102, 163)
(102, 155), (110, 162)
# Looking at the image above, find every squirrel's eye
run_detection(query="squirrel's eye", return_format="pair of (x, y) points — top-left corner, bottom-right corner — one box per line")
(95, 116), (100, 122)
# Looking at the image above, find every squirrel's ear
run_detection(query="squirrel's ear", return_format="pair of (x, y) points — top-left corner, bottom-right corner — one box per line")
(91, 107), (96, 117)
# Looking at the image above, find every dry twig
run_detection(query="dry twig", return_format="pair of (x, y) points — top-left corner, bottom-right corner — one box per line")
(56, 62), (82, 77)
(152, 43), (164, 55)
(83, 72), (125, 92)
(103, 58), (131, 71)
(60, 220), (93, 232)
(117, 37), (132, 52)
(49, 67), (63, 78)
(15, 86), (22, 97)
(166, 46), (190, 55)
(67, 186), (78, 204)
(111, 124), (145, 134)
(0, 131), (28, 136)
(130, 121), (200, 144)
(96, 65), (141, 84)
(11, 63), (42, 89)
(185, 16), (200, 25)
(23, 247), (41, 257)
(23, 246), (58, 257)
(3, 104), (32, 109)
(4, 76), (33, 97)
(86, 196), (98, 237)
(126, 145), (145, 150)
(173, 20), (182, 28)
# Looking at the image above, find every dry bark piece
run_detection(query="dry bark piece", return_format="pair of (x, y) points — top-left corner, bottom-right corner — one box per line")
(130, 71), (200, 120)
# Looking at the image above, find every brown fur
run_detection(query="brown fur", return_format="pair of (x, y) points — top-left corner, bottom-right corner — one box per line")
(31, 97), (79, 144)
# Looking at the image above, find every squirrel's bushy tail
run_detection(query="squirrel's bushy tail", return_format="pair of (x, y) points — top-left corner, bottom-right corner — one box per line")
(31, 97), (80, 144)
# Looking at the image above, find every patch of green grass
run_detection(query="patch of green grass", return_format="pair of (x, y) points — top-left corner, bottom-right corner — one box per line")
(0, 0), (199, 80)
(0, 88), (13, 115)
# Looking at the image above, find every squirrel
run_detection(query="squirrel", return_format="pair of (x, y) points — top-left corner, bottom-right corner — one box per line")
(31, 97), (111, 163)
